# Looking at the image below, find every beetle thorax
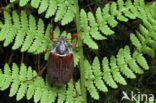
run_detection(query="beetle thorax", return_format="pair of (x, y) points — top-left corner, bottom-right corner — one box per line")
(51, 36), (72, 57)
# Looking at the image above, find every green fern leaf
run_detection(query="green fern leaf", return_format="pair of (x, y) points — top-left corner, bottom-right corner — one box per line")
(138, 7), (147, 19)
(108, 16), (118, 28)
(84, 59), (92, 79)
(19, 63), (27, 81)
(111, 2), (117, 16)
(12, 63), (19, 78)
(21, 14), (36, 52)
(92, 57), (108, 92)
(12, 30), (25, 50)
(117, 13), (128, 22)
(9, 80), (20, 97)
(40, 89), (49, 103)
(142, 46), (155, 58)
(4, 11), (11, 25)
(96, 8), (103, 23)
(130, 6), (141, 18)
(102, 4), (110, 19)
(26, 85), (35, 100)
(38, 0), (48, 14)
(139, 24), (148, 36)
(55, 3), (67, 22)
(4, 63), (11, 75)
(12, 11), (28, 50)
(82, 33), (98, 49)
(123, 46), (143, 74)
(96, 8), (114, 35)
(117, 0), (124, 10)
(110, 56), (127, 85)
(147, 39), (156, 50)
(10, 0), (16, 2)
(36, 25), (51, 54)
(101, 23), (114, 35)
(1, 76), (12, 90)
(134, 52), (149, 70)
(117, 48), (136, 79)
(4, 26), (17, 47)
(0, 12), (11, 41)
(102, 57), (117, 88)
(136, 31), (145, 44)
(88, 12), (106, 40)
(16, 83), (27, 101)
(73, 51), (80, 67)
(57, 86), (66, 103)
(34, 87), (43, 103)
(125, 0), (132, 6)
(28, 19), (44, 53)
(80, 9), (88, 29)
(4, 11), (19, 46)
(123, 9), (136, 19)
(45, 0), (57, 18)
(61, 6), (75, 25)
(31, 0), (40, 8)
(0, 74), (5, 88)
(87, 81), (99, 100)
(27, 67), (33, 80)
(46, 88), (57, 103)
(66, 82), (75, 103)
(130, 33), (142, 50)
(0, 64), (12, 90)
(20, 0), (29, 7)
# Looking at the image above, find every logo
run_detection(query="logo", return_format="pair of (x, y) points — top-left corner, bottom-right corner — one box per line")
(121, 91), (155, 102)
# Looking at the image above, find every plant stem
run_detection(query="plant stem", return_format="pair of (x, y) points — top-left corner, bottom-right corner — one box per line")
(74, 0), (87, 103)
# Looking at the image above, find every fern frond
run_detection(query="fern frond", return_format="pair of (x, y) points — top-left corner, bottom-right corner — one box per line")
(19, 0), (29, 7)
(79, 0), (150, 50)
(92, 57), (108, 92)
(45, 0), (57, 18)
(85, 44), (150, 97)
(117, 48), (136, 79)
(10, 0), (76, 25)
(123, 46), (144, 74)
(102, 57), (118, 88)
(0, 10), (52, 54)
(38, 0), (48, 14)
(130, 7), (156, 58)
(0, 63), (81, 103)
(110, 56), (127, 85)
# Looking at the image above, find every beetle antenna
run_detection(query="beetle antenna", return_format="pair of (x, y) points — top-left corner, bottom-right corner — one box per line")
(50, 18), (57, 42)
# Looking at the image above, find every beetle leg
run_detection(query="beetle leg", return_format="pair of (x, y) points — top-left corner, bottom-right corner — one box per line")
(24, 63), (48, 82)
(71, 33), (78, 47)
(40, 49), (51, 54)
(50, 18), (57, 43)
(73, 45), (83, 49)
(72, 77), (79, 97)
(50, 28), (57, 43)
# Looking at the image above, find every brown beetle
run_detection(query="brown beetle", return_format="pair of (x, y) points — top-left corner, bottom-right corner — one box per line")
(25, 25), (79, 86)
(47, 36), (74, 85)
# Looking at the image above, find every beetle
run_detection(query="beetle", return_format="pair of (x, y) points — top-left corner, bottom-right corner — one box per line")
(47, 27), (79, 85)
(25, 23), (79, 86)
(47, 36), (74, 85)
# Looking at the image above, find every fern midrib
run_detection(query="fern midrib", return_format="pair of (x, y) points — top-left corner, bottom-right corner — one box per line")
(74, 0), (87, 103)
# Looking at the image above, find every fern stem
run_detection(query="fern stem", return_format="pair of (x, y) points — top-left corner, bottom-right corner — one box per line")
(74, 0), (87, 103)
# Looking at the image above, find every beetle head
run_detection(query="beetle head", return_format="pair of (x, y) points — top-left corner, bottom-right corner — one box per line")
(51, 36), (72, 56)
